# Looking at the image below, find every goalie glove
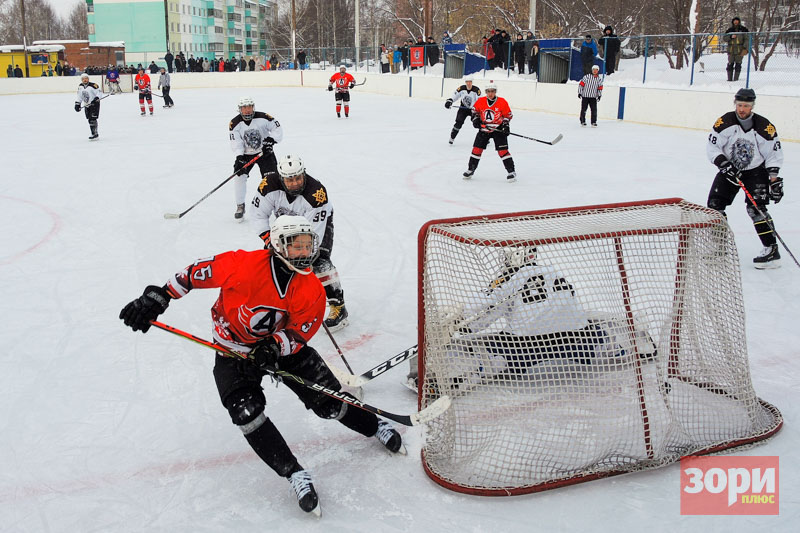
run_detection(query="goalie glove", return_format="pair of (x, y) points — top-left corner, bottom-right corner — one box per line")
(769, 176), (784, 203)
(444, 98), (453, 109)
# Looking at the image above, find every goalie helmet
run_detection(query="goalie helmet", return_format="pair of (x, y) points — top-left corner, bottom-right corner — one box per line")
(238, 96), (255, 120)
(277, 154), (306, 195)
(270, 215), (319, 272)
(503, 245), (537, 268)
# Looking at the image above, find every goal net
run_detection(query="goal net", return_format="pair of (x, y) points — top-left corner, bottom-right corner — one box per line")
(417, 198), (782, 496)
(102, 73), (134, 93)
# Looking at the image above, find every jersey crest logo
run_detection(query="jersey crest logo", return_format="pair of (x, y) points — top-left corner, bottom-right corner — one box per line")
(275, 206), (298, 218)
(764, 123), (776, 138)
(243, 128), (263, 150)
(730, 138), (755, 170)
(714, 117), (724, 129)
(463, 95), (473, 107)
(258, 175), (269, 193)
(312, 187), (327, 205)
(483, 109), (496, 122)
(238, 305), (285, 337)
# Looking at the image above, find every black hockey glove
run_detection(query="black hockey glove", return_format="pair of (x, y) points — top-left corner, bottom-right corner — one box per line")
(327, 85), (333, 91)
(497, 120), (510, 135)
(472, 115), (482, 129)
(719, 160), (741, 183)
(74, 102), (81, 112)
(250, 336), (281, 370)
(349, 82), (355, 89)
(235, 154), (253, 173)
(134, 85), (138, 91)
(119, 285), (171, 333)
(444, 98), (453, 109)
(262, 137), (276, 154)
(769, 177), (784, 203)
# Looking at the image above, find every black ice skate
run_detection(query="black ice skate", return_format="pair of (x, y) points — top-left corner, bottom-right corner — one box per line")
(592, 123), (598, 127)
(141, 111), (146, 116)
(463, 169), (474, 180)
(448, 137), (455, 145)
(234, 203), (246, 220)
(288, 469), (320, 517)
(507, 171), (517, 183)
(753, 244), (781, 269)
(324, 302), (349, 331)
(375, 420), (406, 454)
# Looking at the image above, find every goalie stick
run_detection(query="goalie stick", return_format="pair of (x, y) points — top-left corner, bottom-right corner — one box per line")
(163, 154), (262, 219)
(148, 320), (451, 426)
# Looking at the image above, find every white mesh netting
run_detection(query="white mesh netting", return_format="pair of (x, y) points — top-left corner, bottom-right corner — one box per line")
(418, 199), (782, 495)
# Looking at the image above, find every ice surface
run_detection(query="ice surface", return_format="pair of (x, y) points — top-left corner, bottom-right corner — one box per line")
(0, 86), (797, 531)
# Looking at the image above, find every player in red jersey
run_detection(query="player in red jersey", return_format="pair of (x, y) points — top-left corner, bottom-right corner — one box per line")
(463, 81), (518, 182)
(119, 215), (405, 517)
(134, 66), (154, 116)
(327, 65), (356, 118)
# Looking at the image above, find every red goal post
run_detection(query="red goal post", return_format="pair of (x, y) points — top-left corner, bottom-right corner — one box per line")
(417, 198), (783, 496)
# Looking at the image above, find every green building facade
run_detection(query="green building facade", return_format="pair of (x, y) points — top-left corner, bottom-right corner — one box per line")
(87, 0), (276, 67)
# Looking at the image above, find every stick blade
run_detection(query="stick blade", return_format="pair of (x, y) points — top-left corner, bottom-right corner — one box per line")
(410, 395), (452, 425)
(550, 133), (564, 145)
(163, 213), (181, 219)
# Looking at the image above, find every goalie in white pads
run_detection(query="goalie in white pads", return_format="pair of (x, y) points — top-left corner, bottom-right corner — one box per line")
(408, 246), (655, 392)
(251, 154), (350, 331)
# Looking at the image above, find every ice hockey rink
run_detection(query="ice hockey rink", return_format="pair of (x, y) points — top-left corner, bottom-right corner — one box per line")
(0, 85), (797, 531)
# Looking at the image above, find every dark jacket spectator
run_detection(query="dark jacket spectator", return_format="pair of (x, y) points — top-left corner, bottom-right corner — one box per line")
(724, 17), (749, 81)
(6, 64), (13, 78)
(442, 31), (453, 45)
(525, 32), (539, 76)
(165, 51), (174, 73)
(55, 62), (63, 76)
(426, 37), (439, 66)
(488, 29), (503, 68)
(269, 54), (278, 70)
(598, 26), (621, 75)
(296, 50), (307, 69)
(580, 35), (598, 75)
(498, 31), (511, 68)
(513, 33), (527, 74)
(401, 41), (410, 70)
(188, 55), (196, 72)
(14, 65), (23, 77)
(249, 58), (256, 71)
(149, 61), (159, 74)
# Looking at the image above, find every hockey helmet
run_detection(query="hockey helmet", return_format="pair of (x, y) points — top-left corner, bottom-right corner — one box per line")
(503, 245), (537, 269)
(463, 75), (474, 83)
(238, 96), (255, 120)
(270, 215), (319, 271)
(277, 154), (306, 195)
(80, 73), (89, 81)
(339, 65), (347, 72)
(734, 88), (756, 104)
(485, 80), (497, 92)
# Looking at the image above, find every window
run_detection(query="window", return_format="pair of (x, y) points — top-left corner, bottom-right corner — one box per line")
(183, 24), (186, 33)
(87, 4), (94, 12)
(193, 7), (196, 15)
(88, 23), (95, 34)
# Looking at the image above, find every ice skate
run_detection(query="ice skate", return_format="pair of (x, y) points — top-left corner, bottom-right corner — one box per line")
(324, 302), (349, 331)
(374, 420), (406, 454)
(288, 469), (320, 517)
(462, 169), (474, 180)
(234, 203), (246, 220)
(448, 137), (455, 145)
(753, 244), (780, 269)
(506, 171), (517, 183)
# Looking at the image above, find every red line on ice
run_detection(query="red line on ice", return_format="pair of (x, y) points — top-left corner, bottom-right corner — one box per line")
(0, 195), (62, 265)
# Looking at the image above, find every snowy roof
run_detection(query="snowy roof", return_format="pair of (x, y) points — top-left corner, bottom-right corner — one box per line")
(32, 40), (89, 45)
(0, 44), (65, 52)
(91, 41), (125, 48)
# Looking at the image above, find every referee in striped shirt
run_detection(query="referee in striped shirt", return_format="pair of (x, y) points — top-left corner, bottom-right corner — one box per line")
(578, 64), (603, 127)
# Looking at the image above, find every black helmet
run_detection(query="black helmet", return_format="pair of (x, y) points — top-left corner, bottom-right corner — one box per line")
(734, 88), (756, 103)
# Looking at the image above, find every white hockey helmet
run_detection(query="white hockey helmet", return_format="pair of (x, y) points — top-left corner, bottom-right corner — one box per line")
(503, 245), (537, 268)
(277, 154), (306, 195)
(485, 80), (497, 92)
(270, 215), (319, 272)
(339, 64), (347, 72)
(238, 96), (255, 120)
(463, 75), (473, 83)
(80, 73), (89, 81)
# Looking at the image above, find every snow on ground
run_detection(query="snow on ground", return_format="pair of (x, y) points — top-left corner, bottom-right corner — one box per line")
(0, 86), (798, 532)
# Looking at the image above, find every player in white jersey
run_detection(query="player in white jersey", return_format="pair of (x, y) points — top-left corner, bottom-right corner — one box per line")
(74, 73), (103, 140)
(706, 88), (784, 268)
(251, 154), (350, 331)
(406, 246), (656, 392)
(229, 96), (283, 220)
(444, 76), (481, 144)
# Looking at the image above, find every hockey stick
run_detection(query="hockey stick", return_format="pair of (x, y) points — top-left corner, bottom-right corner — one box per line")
(736, 177), (799, 268)
(330, 344), (419, 388)
(321, 323), (355, 373)
(457, 112), (562, 145)
(354, 78), (367, 86)
(163, 154), (261, 219)
(80, 94), (112, 109)
(148, 320), (451, 426)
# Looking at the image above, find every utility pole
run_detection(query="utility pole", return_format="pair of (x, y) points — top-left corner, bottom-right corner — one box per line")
(20, 0), (30, 77)
(423, 0), (431, 38)
(530, 0), (536, 35)
(291, 0), (296, 65)
(355, 0), (360, 66)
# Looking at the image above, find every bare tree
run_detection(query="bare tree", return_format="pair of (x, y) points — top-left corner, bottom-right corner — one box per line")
(64, 1), (88, 40)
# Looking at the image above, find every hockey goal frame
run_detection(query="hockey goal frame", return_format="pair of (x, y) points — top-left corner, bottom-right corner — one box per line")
(102, 72), (134, 93)
(417, 197), (783, 496)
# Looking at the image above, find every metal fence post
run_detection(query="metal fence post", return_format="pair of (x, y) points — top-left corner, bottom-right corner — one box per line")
(690, 34), (696, 86)
(506, 41), (511, 77)
(643, 36), (649, 84)
(745, 32), (753, 88)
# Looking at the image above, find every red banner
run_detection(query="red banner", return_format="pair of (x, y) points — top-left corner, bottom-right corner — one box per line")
(410, 46), (424, 67)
